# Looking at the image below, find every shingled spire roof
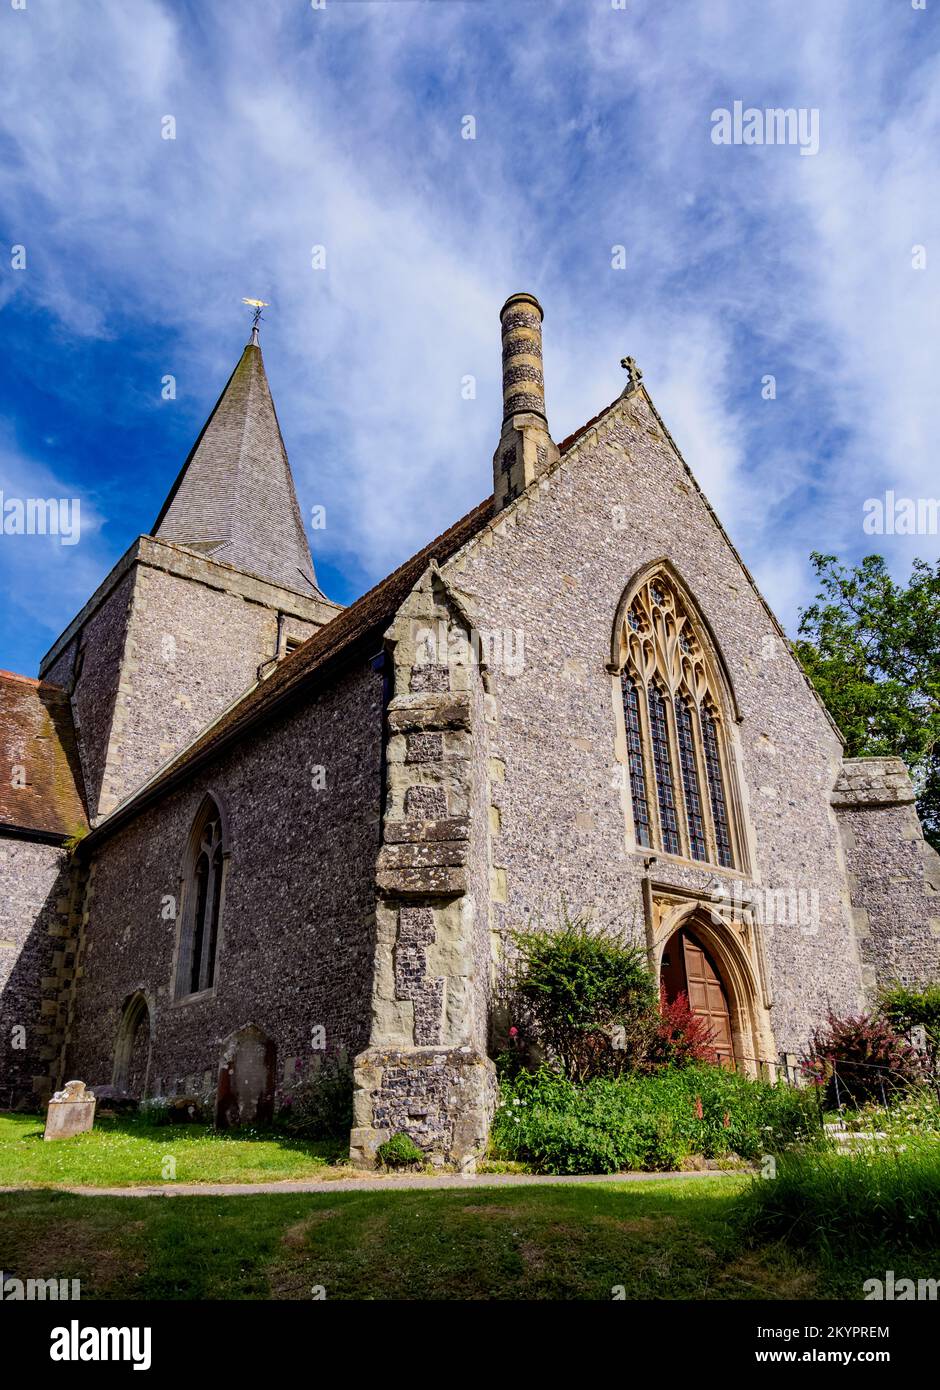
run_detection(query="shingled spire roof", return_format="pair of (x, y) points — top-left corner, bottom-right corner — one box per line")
(153, 337), (320, 594)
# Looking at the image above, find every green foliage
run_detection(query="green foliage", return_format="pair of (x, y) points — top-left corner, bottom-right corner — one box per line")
(505, 912), (659, 1081)
(376, 1132), (426, 1170)
(276, 1056), (353, 1141)
(735, 1139), (940, 1266)
(137, 1098), (172, 1126)
(878, 982), (940, 1070)
(795, 552), (940, 848)
(841, 1088), (940, 1139)
(62, 826), (89, 857)
(490, 1065), (820, 1175)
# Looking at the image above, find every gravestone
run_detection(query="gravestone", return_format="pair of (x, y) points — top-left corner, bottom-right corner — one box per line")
(43, 1080), (97, 1141)
(215, 1024), (275, 1128)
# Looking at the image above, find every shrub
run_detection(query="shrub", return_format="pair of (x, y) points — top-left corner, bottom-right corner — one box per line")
(801, 1010), (923, 1107)
(644, 986), (720, 1070)
(276, 1055), (353, 1140)
(138, 1095), (208, 1126)
(878, 982), (940, 1072)
(376, 1133), (426, 1170)
(504, 912), (659, 1081)
(490, 1064), (819, 1175)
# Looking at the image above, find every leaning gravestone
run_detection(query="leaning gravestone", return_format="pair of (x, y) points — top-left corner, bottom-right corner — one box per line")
(44, 1080), (97, 1141)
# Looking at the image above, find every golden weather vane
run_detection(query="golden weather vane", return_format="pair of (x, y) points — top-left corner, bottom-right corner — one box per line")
(241, 298), (269, 341)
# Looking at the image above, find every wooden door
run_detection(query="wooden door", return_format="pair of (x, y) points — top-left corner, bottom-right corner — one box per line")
(681, 932), (734, 1067)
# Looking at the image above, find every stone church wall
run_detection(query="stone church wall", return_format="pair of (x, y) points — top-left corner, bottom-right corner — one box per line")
(443, 389), (864, 1059)
(98, 552), (324, 817)
(0, 837), (69, 1105)
(63, 658), (384, 1100)
(43, 567), (136, 821)
(833, 757), (940, 993)
(40, 538), (337, 821)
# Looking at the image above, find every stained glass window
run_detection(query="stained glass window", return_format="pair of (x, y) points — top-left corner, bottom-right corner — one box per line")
(618, 573), (739, 869)
(675, 696), (707, 861)
(648, 683), (680, 855)
(702, 707), (733, 867)
(621, 674), (651, 847)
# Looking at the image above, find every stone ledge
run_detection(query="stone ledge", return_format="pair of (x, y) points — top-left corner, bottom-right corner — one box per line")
(384, 816), (470, 844)
(832, 756), (916, 808)
(376, 864), (467, 897)
(378, 841), (469, 870)
(387, 693), (472, 733)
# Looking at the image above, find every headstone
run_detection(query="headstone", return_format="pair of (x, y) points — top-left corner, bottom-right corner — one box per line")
(215, 1025), (276, 1128)
(43, 1080), (97, 1141)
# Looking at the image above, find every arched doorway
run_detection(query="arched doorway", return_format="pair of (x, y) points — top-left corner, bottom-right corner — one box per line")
(112, 992), (152, 1097)
(660, 927), (734, 1067)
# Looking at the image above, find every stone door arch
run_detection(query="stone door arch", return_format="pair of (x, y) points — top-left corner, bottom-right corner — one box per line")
(660, 926), (734, 1066)
(651, 897), (776, 1075)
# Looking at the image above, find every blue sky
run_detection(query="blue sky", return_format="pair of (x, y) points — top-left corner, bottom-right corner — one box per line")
(1, 0), (938, 678)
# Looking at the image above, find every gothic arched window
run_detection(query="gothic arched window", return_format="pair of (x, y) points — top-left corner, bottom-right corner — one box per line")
(648, 682), (680, 855)
(176, 797), (227, 999)
(621, 676), (652, 848)
(615, 570), (742, 869)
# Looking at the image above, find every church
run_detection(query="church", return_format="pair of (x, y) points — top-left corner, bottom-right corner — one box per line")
(2, 293), (938, 1167)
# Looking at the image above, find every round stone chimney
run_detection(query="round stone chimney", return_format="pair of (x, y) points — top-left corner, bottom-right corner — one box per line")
(493, 291), (558, 509)
(500, 292), (547, 424)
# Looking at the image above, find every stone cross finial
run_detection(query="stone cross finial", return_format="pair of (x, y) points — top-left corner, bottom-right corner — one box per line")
(620, 355), (643, 391)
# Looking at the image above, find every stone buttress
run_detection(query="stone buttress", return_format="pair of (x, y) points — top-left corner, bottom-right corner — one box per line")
(833, 756), (940, 992)
(350, 565), (496, 1170)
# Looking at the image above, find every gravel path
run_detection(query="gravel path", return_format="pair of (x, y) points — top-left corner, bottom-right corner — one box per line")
(0, 1168), (742, 1198)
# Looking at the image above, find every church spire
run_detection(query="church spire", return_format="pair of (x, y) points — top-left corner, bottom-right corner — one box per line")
(153, 329), (319, 595)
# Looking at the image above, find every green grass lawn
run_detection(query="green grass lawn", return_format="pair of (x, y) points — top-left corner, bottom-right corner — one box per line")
(0, 1178), (829, 1300)
(0, 1112), (342, 1188)
(5, 1112), (938, 1300)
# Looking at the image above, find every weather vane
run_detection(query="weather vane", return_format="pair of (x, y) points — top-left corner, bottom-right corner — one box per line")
(242, 298), (269, 342)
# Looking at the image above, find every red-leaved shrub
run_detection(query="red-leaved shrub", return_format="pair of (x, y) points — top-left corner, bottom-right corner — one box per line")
(644, 986), (719, 1069)
(801, 1009), (923, 1106)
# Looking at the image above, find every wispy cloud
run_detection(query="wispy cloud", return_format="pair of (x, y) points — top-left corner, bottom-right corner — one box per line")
(0, 0), (937, 673)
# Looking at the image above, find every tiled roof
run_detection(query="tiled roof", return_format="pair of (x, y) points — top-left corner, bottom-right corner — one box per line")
(154, 342), (321, 596)
(88, 495), (495, 842)
(0, 672), (87, 840)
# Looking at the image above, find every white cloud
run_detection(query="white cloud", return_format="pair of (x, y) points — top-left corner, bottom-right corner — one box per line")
(0, 433), (107, 644)
(0, 0), (936, 661)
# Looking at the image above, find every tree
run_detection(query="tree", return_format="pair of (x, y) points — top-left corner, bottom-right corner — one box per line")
(794, 553), (940, 850)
